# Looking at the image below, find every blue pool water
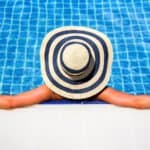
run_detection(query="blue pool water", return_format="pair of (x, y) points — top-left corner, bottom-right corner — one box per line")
(0, 0), (150, 104)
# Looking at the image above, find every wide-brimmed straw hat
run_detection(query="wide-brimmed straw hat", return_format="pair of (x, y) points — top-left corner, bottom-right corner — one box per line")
(40, 26), (113, 100)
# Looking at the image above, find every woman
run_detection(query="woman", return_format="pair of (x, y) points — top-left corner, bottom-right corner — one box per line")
(0, 27), (149, 109)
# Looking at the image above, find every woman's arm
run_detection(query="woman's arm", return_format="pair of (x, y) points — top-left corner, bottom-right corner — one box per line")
(0, 85), (149, 109)
(95, 87), (150, 109)
(0, 85), (62, 109)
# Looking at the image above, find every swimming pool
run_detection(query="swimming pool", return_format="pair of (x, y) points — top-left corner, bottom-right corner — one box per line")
(0, 0), (149, 104)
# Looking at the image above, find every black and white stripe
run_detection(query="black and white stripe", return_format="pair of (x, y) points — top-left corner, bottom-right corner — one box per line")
(40, 27), (113, 99)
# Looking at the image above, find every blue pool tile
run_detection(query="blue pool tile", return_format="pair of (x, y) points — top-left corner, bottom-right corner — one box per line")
(0, 0), (149, 104)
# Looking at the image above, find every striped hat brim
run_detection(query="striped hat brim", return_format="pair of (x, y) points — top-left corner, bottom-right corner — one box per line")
(40, 26), (113, 100)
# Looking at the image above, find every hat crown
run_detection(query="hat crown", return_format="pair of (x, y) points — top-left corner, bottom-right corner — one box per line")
(60, 42), (91, 75)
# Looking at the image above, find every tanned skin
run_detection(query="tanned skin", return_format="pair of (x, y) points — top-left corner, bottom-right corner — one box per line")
(0, 85), (149, 109)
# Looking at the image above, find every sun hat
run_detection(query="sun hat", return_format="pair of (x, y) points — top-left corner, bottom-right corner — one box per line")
(40, 26), (113, 100)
